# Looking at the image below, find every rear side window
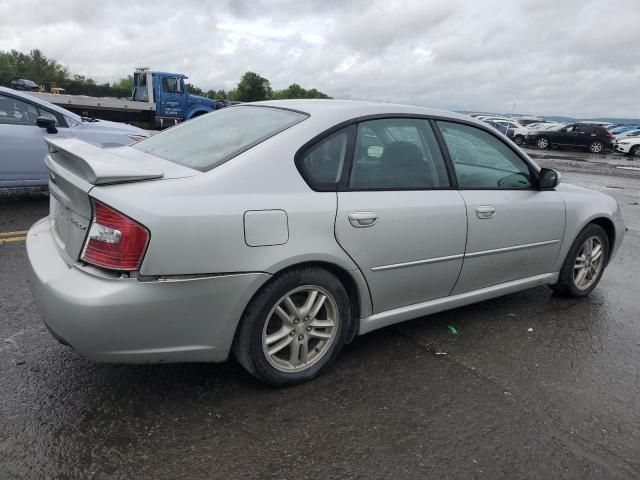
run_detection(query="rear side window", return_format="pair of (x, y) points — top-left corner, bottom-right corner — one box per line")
(349, 118), (449, 189)
(133, 106), (307, 171)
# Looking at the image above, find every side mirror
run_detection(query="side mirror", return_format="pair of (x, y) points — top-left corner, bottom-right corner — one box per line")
(36, 116), (57, 134)
(538, 168), (560, 189)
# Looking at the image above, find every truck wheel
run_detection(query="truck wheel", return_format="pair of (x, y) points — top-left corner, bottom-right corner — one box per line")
(233, 267), (350, 387)
(551, 224), (609, 297)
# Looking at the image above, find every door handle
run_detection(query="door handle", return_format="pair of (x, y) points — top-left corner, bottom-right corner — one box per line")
(475, 206), (496, 219)
(348, 212), (378, 228)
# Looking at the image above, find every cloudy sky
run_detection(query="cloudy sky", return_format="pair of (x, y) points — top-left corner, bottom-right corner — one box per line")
(1, 0), (639, 118)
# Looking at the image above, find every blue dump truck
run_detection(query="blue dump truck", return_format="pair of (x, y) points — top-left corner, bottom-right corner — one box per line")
(27, 68), (228, 129)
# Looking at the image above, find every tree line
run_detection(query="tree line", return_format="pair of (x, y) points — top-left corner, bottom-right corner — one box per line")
(0, 49), (331, 101)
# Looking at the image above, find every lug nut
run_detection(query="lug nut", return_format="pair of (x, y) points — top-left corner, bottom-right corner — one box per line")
(298, 335), (304, 341)
(306, 326), (311, 332)
(290, 331), (295, 336)
(293, 319), (299, 324)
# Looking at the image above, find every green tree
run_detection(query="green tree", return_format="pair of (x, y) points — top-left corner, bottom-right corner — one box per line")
(272, 83), (331, 100)
(111, 75), (133, 92)
(232, 71), (272, 102)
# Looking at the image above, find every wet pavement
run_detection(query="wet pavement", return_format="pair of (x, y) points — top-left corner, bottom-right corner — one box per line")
(1, 161), (639, 479)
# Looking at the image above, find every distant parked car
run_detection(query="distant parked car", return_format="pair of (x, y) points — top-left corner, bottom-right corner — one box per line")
(615, 137), (640, 157)
(526, 123), (614, 153)
(488, 119), (530, 145)
(0, 86), (149, 188)
(9, 78), (40, 91)
(614, 128), (640, 140)
(609, 125), (639, 136)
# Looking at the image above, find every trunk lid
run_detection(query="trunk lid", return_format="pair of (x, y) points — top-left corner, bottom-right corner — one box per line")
(44, 137), (197, 265)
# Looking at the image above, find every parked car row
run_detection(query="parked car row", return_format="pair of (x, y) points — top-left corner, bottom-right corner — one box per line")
(0, 86), (149, 188)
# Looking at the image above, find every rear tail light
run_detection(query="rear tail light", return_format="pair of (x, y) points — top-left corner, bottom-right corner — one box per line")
(81, 200), (150, 271)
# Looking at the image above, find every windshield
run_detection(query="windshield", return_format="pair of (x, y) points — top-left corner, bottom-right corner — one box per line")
(133, 105), (307, 171)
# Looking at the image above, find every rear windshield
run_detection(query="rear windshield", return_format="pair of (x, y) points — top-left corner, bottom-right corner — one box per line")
(133, 105), (307, 171)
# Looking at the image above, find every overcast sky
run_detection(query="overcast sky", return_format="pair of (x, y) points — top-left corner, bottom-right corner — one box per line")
(1, 0), (639, 118)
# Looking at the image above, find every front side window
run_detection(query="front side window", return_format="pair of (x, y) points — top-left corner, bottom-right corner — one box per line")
(437, 121), (533, 189)
(162, 77), (182, 94)
(133, 106), (307, 171)
(0, 94), (39, 125)
(349, 118), (449, 189)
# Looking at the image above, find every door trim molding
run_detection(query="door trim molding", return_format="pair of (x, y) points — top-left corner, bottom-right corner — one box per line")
(371, 253), (464, 272)
(465, 239), (560, 259)
(359, 272), (559, 334)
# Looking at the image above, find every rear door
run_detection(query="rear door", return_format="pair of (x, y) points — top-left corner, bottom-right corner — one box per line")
(331, 118), (467, 313)
(436, 121), (565, 293)
(0, 93), (70, 187)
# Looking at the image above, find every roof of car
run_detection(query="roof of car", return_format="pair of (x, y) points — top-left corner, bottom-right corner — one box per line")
(0, 86), (80, 121)
(249, 99), (476, 125)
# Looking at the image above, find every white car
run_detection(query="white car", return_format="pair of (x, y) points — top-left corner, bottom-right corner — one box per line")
(0, 86), (149, 188)
(487, 119), (531, 145)
(615, 137), (640, 157)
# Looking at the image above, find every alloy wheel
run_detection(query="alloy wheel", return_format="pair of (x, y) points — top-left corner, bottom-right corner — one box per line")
(537, 137), (549, 149)
(573, 236), (604, 290)
(590, 142), (603, 153)
(262, 285), (338, 373)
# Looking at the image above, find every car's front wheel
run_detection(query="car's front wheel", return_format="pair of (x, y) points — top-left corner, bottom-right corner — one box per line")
(630, 145), (640, 158)
(233, 267), (350, 386)
(551, 224), (609, 297)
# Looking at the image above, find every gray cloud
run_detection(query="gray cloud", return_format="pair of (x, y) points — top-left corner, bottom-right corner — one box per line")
(1, 0), (638, 117)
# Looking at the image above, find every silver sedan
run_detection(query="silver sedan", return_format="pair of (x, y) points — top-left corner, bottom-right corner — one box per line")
(26, 100), (625, 386)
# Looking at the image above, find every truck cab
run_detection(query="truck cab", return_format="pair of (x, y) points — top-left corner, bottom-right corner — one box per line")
(133, 69), (219, 128)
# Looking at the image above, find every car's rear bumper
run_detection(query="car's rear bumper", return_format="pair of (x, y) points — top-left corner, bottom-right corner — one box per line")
(26, 217), (271, 363)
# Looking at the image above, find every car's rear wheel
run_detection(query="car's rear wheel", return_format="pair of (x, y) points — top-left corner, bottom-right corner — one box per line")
(536, 136), (550, 149)
(233, 267), (350, 386)
(589, 141), (604, 154)
(514, 135), (524, 146)
(630, 145), (640, 158)
(551, 224), (609, 297)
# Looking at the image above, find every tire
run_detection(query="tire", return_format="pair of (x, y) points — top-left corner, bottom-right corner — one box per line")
(536, 136), (550, 150)
(551, 224), (609, 297)
(233, 267), (351, 387)
(514, 135), (524, 146)
(630, 145), (640, 158)
(589, 141), (604, 154)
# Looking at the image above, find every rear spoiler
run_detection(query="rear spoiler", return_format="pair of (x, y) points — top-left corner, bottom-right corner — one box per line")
(45, 137), (164, 186)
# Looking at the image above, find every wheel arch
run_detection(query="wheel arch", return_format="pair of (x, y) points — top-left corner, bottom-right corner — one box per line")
(185, 107), (212, 120)
(589, 217), (616, 263)
(235, 260), (371, 346)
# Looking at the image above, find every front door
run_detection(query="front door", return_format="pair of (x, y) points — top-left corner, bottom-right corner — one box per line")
(0, 93), (67, 187)
(436, 121), (565, 294)
(334, 118), (467, 313)
(158, 76), (187, 121)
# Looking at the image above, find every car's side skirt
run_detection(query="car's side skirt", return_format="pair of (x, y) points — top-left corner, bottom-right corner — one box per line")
(358, 272), (559, 334)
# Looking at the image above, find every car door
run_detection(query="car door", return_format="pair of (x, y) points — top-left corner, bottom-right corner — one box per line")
(556, 124), (582, 146)
(435, 121), (565, 294)
(158, 76), (187, 121)
(0, 93), (66, 187)
(330, 118), (467, 313)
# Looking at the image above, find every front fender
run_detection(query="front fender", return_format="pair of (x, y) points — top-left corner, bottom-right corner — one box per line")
(185, 107), (213, 120)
